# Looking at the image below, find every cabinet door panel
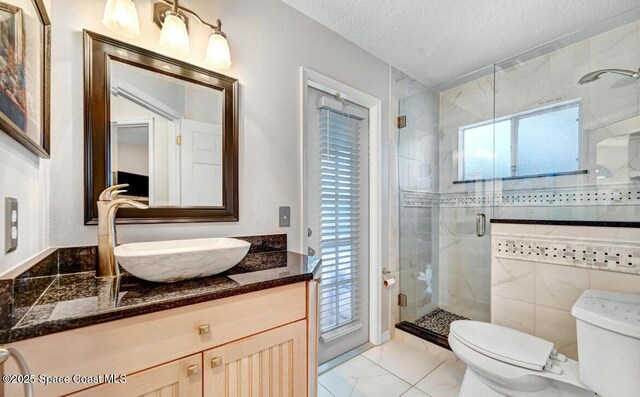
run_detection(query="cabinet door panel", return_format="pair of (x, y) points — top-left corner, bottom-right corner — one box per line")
(204, 321), (306, 397)
(69, 354), (202, 397)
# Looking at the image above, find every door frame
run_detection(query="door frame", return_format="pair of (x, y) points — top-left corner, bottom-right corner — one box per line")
(299, 67), (384, 346)
(111, 117), (155, 202)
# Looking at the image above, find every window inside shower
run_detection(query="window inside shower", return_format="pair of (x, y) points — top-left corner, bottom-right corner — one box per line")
(396, 15), (640, 345)
(458, 100), (581, 181)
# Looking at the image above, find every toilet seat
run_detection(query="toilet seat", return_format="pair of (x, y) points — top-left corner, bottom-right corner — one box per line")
(449, 321), (594, 396)
(450, 321), (554, 371)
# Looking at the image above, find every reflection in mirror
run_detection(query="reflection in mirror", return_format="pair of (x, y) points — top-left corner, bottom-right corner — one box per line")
(109, 60), (223, 207)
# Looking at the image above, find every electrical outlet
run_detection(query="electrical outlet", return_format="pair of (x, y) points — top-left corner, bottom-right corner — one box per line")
(5, 198), (18, 253)
(279, 206), (290, 227)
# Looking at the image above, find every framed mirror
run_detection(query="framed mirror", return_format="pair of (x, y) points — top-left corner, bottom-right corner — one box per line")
(0, 0), (50, 157)
(84, 31), (238, 224)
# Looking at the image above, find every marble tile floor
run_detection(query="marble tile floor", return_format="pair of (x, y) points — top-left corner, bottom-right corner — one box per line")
(318, 329), (466, 397)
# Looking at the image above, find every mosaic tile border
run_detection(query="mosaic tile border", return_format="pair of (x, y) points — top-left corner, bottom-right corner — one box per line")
(401, 191), (439, 207)
(493, 235), (640, 275)
(401, 183), (640, 208)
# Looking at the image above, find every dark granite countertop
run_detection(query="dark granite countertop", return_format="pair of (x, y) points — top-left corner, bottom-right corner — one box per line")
(1, 249), (320, 344)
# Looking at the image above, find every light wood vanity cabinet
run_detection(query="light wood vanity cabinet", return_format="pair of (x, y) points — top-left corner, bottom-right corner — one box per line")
(203, 320), (307, 397)
(70, 354), (203, 397)
(3, 282), (319, 397)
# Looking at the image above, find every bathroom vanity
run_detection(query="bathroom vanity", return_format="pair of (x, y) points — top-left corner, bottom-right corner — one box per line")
(0, 237), (320, 397)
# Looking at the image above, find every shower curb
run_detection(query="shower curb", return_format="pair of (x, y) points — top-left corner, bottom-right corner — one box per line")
(395, 321), (451, 351)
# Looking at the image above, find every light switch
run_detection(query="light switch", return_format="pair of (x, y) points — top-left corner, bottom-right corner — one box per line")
(5, 198), (18, 253)
(279, 206), (290, 227)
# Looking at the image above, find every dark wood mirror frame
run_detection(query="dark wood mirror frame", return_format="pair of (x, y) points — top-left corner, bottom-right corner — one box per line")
(83, 30), (239, 225)
(0, 0), (50, 158)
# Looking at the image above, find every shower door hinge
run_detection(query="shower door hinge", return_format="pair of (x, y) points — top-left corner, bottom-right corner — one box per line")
(398, 293), (407, 307)
(397, 115), (407, 129)
(176, 135), (182, 145)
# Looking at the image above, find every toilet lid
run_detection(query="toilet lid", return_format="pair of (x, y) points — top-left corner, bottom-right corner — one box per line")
(571, 290), (640, 338)
(450, 320), (554, 371)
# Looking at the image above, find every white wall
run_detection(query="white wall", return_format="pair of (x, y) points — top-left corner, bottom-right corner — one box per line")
(117, 142), (149, 176)
(0, 0), (50, 273)
(49, 0), (391, 261)
(0, 134), (49, 272)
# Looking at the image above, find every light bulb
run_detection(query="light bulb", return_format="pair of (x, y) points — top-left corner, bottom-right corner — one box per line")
(102, 0), (140, 38)
(159, 12), (190, 56)
(205, 32), (231, 69)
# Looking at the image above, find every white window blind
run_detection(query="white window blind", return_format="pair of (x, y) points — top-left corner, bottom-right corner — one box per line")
(318, 105), (364, 335)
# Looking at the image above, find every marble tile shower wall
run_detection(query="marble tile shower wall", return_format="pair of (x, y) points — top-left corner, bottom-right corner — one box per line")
(491, 223), (640, 360)
(397, 75), (441, 322)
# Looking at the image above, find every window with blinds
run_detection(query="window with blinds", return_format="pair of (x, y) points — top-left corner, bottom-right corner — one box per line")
(318, 106), (364, 335)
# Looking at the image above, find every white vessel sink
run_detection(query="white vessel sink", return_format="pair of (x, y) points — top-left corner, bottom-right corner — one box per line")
(114, 238), (251, 282)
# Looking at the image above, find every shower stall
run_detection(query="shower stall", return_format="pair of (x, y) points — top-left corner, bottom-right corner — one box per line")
(396, 13), (640, 345)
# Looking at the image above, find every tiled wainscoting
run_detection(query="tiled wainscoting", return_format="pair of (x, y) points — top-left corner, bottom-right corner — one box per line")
(491, 223), (640, 360)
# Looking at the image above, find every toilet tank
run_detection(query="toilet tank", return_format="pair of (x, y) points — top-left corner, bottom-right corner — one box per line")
(571, 290), (640, 397)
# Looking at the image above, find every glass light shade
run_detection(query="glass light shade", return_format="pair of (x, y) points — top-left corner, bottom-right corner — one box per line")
(159, 13), (190, 56)
(205, 32), (232, 69)
(102, 0), (140, 38)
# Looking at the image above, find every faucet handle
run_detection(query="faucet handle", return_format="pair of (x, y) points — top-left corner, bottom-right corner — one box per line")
(111, 190), (127, 198)
(99, 184), (130, 201)
(111, 198), (149, 210)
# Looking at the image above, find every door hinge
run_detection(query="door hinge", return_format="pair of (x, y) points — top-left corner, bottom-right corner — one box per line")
(176, 135), (182, 145)
(398, 293), (407, 307)
(397, 115), (407, 129)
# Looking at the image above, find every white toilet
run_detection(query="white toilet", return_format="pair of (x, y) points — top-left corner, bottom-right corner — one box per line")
(449, 290), (640, 397)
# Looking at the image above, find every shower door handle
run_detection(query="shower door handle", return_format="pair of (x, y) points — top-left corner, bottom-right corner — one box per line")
(476, 213), (486, 237)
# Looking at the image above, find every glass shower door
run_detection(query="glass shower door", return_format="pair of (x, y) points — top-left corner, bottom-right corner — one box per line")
(397, 81), (440, 325)
(397, 68), (494, 341)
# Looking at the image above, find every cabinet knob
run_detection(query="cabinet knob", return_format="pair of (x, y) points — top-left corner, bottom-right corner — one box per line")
(198, 324), (211, 335)
(187, 364), (200, 376)
(211, 356), (223, 368)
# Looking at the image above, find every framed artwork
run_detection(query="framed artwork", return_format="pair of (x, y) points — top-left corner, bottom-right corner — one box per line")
(0, 0), (50, 158)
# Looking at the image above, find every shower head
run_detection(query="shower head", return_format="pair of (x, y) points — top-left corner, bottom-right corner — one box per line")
(578, 68), (640, 85)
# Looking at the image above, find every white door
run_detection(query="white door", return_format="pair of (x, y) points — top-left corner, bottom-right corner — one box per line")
(179, 119), (223, 206)
(305, 86), (370, 364)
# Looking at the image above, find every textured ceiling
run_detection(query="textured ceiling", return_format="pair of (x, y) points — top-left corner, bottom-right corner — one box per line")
(282, 0), (640, 88)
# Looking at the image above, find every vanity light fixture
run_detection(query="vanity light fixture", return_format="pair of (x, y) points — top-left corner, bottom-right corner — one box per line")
(102, 0), (141, 38)
(157, 1), (190, 56)
(205, 20), (232, 69)
(102, 0), (232, 69)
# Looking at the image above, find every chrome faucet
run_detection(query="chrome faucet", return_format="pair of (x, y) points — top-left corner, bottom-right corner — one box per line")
(97, 184), (148, 277)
